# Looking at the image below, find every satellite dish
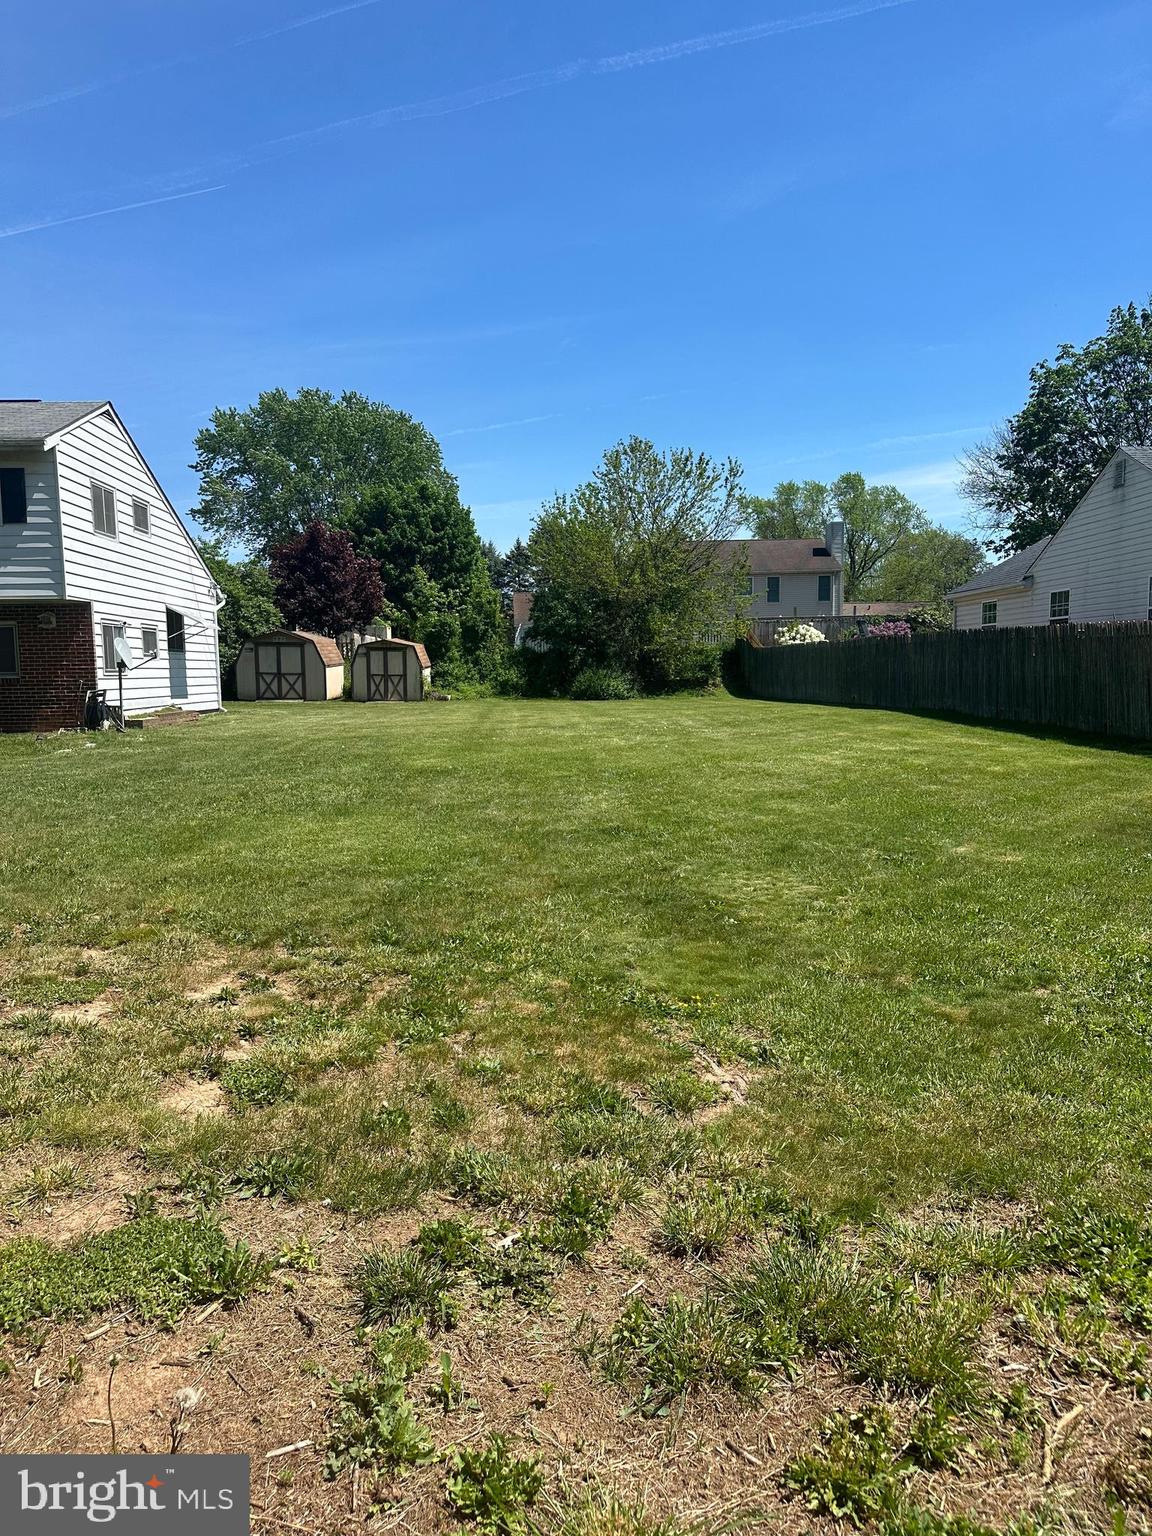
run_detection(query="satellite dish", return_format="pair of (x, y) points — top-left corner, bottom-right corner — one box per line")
(113, 635), (134, 668)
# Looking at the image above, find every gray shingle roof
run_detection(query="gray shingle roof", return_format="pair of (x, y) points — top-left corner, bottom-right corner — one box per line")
(0, 400), (106, 446)
(1122, 445), (1152, 472)
(947, 538), (1051, 598)
(711, 538), (841, 573)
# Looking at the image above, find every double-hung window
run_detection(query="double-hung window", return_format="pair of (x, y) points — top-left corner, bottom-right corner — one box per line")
(91, 482), (117, 537)
(101, 622), (126, 673)
(0, 468), (27, 524)
(818, 574), (832, 602)
(1049, 590), (1070, 623)
(764, 576), (780, 603)
(0, 623), (18, 677)
(981, 601), (998, 627)
(141, 625), (159, 657)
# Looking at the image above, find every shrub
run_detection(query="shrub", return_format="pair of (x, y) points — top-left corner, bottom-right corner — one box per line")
(865, 620), (913, 639)
(776, 622), (827, 645)
(569, 667), (638, 701)
(446, 1435), (543, 1533)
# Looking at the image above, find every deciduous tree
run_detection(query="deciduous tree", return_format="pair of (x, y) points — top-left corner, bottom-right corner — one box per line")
(269, 522), (384, 636)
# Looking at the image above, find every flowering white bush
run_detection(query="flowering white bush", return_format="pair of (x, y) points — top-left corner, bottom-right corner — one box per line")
(776, 622), (827, 646)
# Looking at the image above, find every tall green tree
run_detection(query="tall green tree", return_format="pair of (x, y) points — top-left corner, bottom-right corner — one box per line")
(196, 539), (282, 676)
(961, 298), (1152, 553)
(192, 387), (455, 553)
(743, 472), (927, 597)
(486, 538), (536, 613)
(742, 480), (828, 539)
(861, 526), (985, 603)
(528, 437), (747, 691)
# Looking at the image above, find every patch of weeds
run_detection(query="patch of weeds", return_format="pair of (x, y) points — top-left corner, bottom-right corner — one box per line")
(423, 1083), (471, 1132)
(414, 1218), (490, 1272)
(445, 1435), (542, 1534)
(124, 1189), (159, 1221)
(356, 1250), (458, 1331)
(11, 1160), (82, 1206)
(324, 1369), (435, 1477)
(658, 1183), (740, 1259)
(319, 1151), (440, 1216)
(1039, 1203), (1152, 1328)
(595, 1293), (764, 1412)
(648, 1070), (716, 1116)
(904, 1398), (967, 1471)
(0, 1217), (272, 1331)
(358, 1103), (412, 1144)
(366, 1319), (431, 1379)
(476, 1234), (556, 1306)
(233, 1151), (314, 1200)
(464, 1054), (504, 1083)
(536, 1170), (618, 1257)
(877, 1218), (1038, 1282)
(554, 1488), (694, 1536)
(218, 1055), (295, 1109)
(555, 1106), (699, 1178)
(782, 1407), (907, 1526)
(429, 1350), (469, 1413)
(277, 1236), (320, 1273)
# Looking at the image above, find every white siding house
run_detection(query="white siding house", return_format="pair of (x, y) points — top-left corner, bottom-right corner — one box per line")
(0, 401), (222, 731)
(949, 447), (1152, 630)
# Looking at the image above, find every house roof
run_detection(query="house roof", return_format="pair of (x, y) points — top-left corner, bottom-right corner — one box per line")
(0, 400), (107, 446)
(359, 636), (432, 670)
(842, 601), (921, 616)
(946, 538), (1052, 598)
(1122, 444), (1152, 473)
(711, 538), (841, 574)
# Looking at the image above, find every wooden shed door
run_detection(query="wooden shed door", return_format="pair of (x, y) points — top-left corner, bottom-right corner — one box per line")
(367, 648), (407, 701)
(256, 642), (306, 699)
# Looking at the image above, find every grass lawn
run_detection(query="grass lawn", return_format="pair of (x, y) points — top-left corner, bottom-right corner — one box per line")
(0, 694), (1150, 1534)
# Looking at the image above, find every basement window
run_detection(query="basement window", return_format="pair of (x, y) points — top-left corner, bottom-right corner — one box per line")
(0, 467), (27, 524)
(0, 623), (17, 677)
(982, 601), (998, 626)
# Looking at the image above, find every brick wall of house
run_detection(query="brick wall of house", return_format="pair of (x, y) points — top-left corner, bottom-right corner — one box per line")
(0, 602), (96, 733)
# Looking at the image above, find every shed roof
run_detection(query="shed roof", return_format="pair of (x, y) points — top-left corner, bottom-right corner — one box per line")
(946, 539), (1051, 598)
(253, 629), (345, 667)
(711, 538), (841, 574)
(359, 636), (431, 670)
(0, 400), (107, 446)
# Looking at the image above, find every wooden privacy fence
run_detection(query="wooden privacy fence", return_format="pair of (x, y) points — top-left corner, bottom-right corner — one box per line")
(736, 623), (1152, 741)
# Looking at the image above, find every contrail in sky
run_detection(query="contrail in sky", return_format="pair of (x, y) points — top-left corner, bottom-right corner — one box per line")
(1, 0), (920, 239)
(0, 0), (389, 121)
(0, 185), (226, 241)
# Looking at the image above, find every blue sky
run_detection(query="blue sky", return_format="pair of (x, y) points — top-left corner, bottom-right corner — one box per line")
(4, 0), (1152, 550)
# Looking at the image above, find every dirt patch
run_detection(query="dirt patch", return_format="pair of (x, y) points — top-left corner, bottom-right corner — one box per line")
(159, 1078), (228, 1119)
(52, 993), (118, 1024)
(185, 973), (247, 1004)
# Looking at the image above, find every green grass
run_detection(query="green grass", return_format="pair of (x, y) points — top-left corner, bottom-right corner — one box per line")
(0, 695), (1148, 1214)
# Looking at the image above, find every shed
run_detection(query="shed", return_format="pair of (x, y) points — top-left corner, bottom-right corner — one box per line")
(235, 630), (344, 701)
(350, 637), (431, 702)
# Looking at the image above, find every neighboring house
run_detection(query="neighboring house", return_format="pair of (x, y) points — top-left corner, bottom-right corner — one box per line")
(713, 518), (845, 619)
(948, 447), (1152, 630)
(842, 601), (921, 619)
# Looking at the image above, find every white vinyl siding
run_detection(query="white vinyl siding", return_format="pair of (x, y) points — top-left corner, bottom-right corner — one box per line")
(746, 570), (839, 617)
(952, 589), (1033, 629)
(54, 409), (221, 713)
(0, 449), (65, 599)
(1027, 454), (1152, 624)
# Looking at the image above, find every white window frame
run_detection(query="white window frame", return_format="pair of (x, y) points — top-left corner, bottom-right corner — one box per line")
(100, 620), (126, 674)
(91, 482), (117, 538)
(1049, 589), (1070, 623)
(981, 600), (998, 627)
(131, 498), (151, 534)
(0, 622), (18, 678)
(140, 624), (159, 658)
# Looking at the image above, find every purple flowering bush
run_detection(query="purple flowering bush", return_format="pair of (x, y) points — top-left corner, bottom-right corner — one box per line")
(865, 621), (913, 639)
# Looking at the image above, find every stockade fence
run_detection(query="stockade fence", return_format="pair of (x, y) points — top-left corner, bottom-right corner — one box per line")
(736, 622), (1152, 741)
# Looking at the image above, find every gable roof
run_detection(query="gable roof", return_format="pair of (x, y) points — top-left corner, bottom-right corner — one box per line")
(0, 400), (107, 447)
(1122, 444), (1152, 473)
(711, 538), (841, 574)
(358, 636), (432, 670)
(946, 538), (1052, 598)
(254, 629), (345, 668)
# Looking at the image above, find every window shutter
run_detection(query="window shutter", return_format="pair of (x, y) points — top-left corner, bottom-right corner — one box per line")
(0, 468), (27, 524)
